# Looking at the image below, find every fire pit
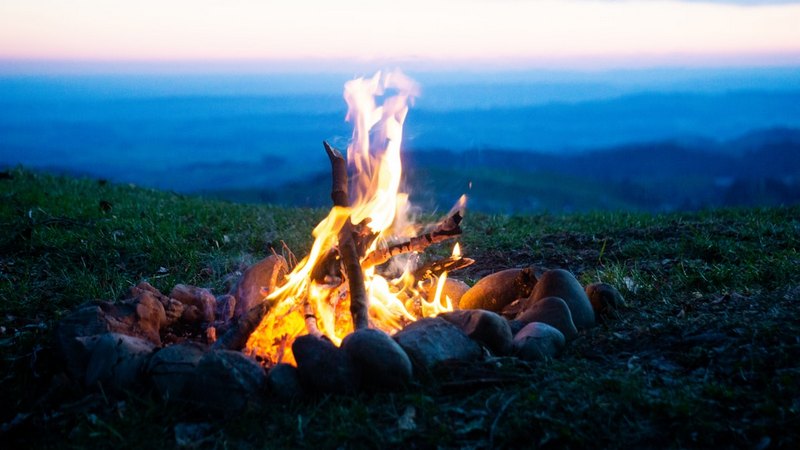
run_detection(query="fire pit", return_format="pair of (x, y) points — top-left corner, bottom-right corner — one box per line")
(54, 71), (623, 410)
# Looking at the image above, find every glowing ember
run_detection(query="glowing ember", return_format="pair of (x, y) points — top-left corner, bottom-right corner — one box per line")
(245, 71), (468, 365)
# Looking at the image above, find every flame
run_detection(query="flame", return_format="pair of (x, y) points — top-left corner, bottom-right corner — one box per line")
(245, 71), (462, 365)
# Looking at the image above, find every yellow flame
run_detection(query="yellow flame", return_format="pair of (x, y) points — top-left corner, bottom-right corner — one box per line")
(245, 71), (461, 366)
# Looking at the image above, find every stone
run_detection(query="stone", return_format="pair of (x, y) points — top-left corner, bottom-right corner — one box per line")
(508, 319), (525, 336)
(133, 291), (167, 344)
(585, 282), (625, 318)
(458, 268), (537, 312)
(55, 294), (162, 380)
(215, 294), (236, 323)
(267, 363), (306, 401)
(529, 269), (595, 330)
(515, 296), (579, 341)
(146, 342), (206, 402)
(438, 309), (513, 355)
(513, 322), (565, 362)
(191, 350), (267, 413)
(181, 305), (203, 324)
(341, 328), (413, 391)
(170, 284), (216, 323)
(427, 278), (470, 307)
(292, 334), (360, 395)
(233, 255), (288, 319)
(127, 281), (169, 305)
(393, 317), (482, 374)
(163, 298), (185, 326)
(84, 333), (156, 392)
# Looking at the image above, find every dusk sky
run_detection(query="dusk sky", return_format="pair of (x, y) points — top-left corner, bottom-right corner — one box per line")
(2, 0), (800, 71)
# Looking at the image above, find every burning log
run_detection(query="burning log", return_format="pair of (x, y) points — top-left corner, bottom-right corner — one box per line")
(362, 211), (463, 268)
(324, 141), (370, 330)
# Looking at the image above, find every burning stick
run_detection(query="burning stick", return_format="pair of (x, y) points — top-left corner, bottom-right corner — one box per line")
(413, 255), (475, 281)
(324, 141), (370, 330)
(362, 211), (463, 268)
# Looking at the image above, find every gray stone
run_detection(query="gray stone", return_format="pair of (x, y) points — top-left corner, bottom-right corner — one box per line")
(83, 333), (156, 391)
(458, 268), (537, 312)
(191, 350), (267, 413)
(529, 269), (595, 330)
(508, 319), (525, 336)
(293, 334), (360, 395)
(267, 363), (306, 401)
(585, 282), (624, 318)
(513, 322), (565, 362)
(233, 255), (288, 319)
(438, 309), (513, 355)
(170, 284), (216, 323)
(341, 328), (413, 391)
(515, 296), (578, 341)
(146, 342), (206, 402)
(393, 317), (482, 373)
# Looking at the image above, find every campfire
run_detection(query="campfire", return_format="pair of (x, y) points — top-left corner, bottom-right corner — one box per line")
(54, 71), (621, 407)
(243, 71), (471, 366)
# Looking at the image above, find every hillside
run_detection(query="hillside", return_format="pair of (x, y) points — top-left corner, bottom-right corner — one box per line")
(1, 168), (799, 448)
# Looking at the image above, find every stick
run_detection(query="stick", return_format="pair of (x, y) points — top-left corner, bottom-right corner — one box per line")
(362, 211), (463, 268)
(212, 302), (268, 351)
(413, 256), (475, 281)
(324, 141), (370, 330)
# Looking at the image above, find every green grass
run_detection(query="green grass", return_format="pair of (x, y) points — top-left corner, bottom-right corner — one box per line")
(1, 167), (799, 449)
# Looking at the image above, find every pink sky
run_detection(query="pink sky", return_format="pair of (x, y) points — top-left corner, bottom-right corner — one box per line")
(2, 0), (800, 69)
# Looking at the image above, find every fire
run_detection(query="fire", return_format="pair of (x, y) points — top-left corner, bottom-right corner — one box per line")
(245, 71), (467, 365)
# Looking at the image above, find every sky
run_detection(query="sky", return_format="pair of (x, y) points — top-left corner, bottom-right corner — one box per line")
(1, 0), (800, 71)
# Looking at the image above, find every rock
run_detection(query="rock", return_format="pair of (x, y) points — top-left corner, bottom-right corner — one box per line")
(163, 298), (185, 326)
(170, 284), (216, 323)
(585, 283), (624, 318)
(292, 334), (360, 395)
(56, 300), (160, 379)
(215, 294), (236, 323)
(529, 269), (595, 330)
(508, 319), (525, 336)
(515, 296), (578, 341)
(341, 328), (413, 391)
(427, 278), (470, 307)
(393, 317), (482, 374)
(233, 255), (288, 319)
(499, 297), (528, 319)
(133, 291), (167, 344)
(458, 268), (537, 312)
(513, 322), (565, 362)
(439, 309), (513, 355)
(181, 305), (203, 324)
(146, 342), (206, 402)
(84, 333), (156, 392)
(127, 281), (169, 305)
(191, 350), (267, 413)
(267, 363), (306, 401)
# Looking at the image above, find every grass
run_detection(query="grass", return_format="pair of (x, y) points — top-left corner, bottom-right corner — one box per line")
(1, 167), (799, 449)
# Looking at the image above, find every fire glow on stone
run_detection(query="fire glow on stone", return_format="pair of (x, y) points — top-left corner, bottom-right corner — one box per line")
(245, 71), (467, 366)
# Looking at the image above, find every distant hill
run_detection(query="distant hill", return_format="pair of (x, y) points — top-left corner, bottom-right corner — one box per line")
(237, 127), (800, 213)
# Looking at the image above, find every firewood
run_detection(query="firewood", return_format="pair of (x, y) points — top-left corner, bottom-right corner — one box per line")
(413, 256), (475, 281)
(362, 211), (463, 268)
(324, 141), (370, 330)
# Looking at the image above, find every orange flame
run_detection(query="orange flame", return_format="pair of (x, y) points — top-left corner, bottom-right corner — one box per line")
(245, 71), (462, 365)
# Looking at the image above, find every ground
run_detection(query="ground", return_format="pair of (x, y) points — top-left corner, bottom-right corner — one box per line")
(1, 168), (798, 449)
